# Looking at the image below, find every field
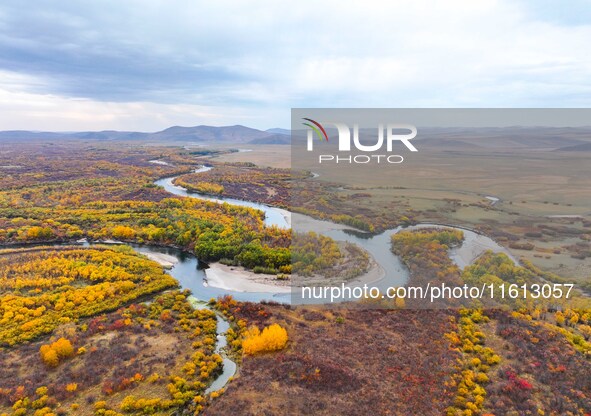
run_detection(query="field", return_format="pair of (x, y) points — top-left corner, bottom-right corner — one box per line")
(302, 130), (591, 285)
(218, 129), (591, 289)
(212, 145), (290, 168)
(0, 134), (590, 415)
(173, 162), (300, 208)
(206, 300), (591, 416)
(207, 305), (460, 416)
(0, 245), (222, 415)
(206, 227), (591, 416)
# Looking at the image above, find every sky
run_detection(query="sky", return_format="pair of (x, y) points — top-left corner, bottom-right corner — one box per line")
(0, 0), (590, 132)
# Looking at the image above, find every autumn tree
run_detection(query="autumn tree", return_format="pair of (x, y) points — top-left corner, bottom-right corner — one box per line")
(39, 337), (74, 368)
(242, 323), (288, 355)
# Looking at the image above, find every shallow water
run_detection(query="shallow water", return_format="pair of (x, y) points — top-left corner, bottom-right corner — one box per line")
(154, 167), (289, 229)
(154, 168), (517, 302)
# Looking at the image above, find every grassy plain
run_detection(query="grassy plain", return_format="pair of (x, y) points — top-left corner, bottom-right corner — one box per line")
(1, 132), (590, 415)
(0, 244), (221, 416)
(217, 129), (591, 287)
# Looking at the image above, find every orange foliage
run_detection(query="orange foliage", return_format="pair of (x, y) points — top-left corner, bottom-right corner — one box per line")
(111, 225), (136, 240)
(242, 323), (288, 355)
(39, 337), (74, 368)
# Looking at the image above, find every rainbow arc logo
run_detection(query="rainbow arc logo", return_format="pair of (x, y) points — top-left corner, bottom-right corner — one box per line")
(302, 118), (329, 142)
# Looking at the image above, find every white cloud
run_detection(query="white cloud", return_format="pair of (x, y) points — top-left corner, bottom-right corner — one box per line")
(0, 78), (279, 131)
(0, 0), (589, 130)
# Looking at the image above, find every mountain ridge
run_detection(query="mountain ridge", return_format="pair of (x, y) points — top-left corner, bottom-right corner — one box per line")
(3, 125), (591, 148)
(0, 125), (290, 145)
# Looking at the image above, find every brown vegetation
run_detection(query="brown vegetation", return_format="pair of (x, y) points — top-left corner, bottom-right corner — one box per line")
(205, 302), (460, 416)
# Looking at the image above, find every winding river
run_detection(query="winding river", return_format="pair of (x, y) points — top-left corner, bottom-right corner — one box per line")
(6, 147), (585, 409)
(64, 165), (517, 393)
(155, 167), (290, 229)
(153, 166), (517, 301)
(0, 163), (520, 396)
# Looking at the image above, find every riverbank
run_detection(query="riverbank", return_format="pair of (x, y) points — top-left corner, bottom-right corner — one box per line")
(204, 248), (386, 294)
(450, 231), (512, 269)
(204, 263), (292, 293)
(156, 167), (522, 296)
(276, 207), (292, 228)
(352, 254), (386, 286)
(291, 212), (354, 233)
(142, 252), (179, 269)
(406, 223), (519, 269)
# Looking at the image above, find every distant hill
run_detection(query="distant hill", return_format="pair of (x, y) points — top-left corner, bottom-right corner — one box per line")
(72, 130), (149, 141)
(556, 142), (591, 151)
(0, 125), (291, 144)
(266, 128), (290, 135)
(420, 139), (484, 150)
(150, 125), (273, 143)
(2, 125), (589, 149)
(0, 130), (150, 141)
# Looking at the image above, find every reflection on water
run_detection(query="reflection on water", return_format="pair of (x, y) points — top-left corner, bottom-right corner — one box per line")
(128, 244), (291, 304)
(341, 228), (378, 240)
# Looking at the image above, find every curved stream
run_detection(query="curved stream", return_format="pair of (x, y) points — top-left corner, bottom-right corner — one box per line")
(148, 166), (517, 392)
(155, 167), (290, 229)
(76, 242), (240, 394)
(7, 165), (518, 395)
(154, 167), (517, 300)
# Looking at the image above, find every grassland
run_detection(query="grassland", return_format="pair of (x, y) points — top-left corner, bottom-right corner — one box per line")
(216, 129), (591, 292)
(0, 245), (221, 416)
(304, 138), (591, 284)
(205, 227), (591, 415)
(206, 302), (461, 416)
(205, 299), (591, 416)
(1, 133), (589, 415)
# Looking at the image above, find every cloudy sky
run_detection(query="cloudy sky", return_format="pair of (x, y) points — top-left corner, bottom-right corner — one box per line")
(0, 0), (590, 131)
